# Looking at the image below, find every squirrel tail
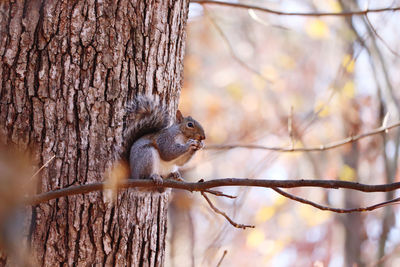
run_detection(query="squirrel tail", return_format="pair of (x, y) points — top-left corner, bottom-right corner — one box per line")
(117, 95), (170, 160)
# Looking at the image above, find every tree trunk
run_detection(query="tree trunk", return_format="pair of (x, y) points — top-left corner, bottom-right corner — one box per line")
(0, 0), (189, 265)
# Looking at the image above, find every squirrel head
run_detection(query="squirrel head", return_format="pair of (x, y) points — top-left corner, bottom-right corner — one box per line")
(176, 110), (206, 141)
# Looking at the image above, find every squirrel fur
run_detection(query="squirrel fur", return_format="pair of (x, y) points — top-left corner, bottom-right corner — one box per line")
(123, 96), (205, 184)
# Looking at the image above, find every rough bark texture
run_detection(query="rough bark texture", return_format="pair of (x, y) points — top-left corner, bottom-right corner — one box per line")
(0, 0), (189, 265)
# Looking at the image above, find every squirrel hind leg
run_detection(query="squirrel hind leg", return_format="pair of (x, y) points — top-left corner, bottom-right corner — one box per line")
(130, 147), (166, 192)
(130, 145), (156, 179)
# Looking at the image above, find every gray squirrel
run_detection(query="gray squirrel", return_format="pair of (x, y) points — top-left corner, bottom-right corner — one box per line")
(123, 96), (205, 184)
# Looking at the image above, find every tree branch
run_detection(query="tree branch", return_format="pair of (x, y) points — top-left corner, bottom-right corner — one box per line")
(191, 0), (400, 17)
(27, 178), (400, 205)
(206, 121), (400, 152)
(201, 192), (254, 229)
(216, 250), (228, 267)
(365, 15), (400, 58)
(204, 189), (237, 199)
(272, 187), (400, 213)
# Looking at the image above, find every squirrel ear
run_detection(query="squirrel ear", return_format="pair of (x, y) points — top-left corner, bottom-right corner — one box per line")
(176, 110), (184, 123)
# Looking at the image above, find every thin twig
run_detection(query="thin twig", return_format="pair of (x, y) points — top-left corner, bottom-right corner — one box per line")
(272, 187), (400, 213)
(191, 0), (400, 17)
(204, 8), (271, 83)
(30, 155), (55, 179)
(206, 121), (400, 152)
(216, 250), (228, 267)
(201, 192), (254, 229)
(26, 178), (400, 205)
(205, 189), (237, 199)
(365, 14), (400, 58)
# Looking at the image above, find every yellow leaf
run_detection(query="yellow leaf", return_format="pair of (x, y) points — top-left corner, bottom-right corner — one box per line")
(225, 83), (243, 100)
(342, 81), (355, 98)
(306, 19), (330, 39)
(314, 100), (330, 117)
(261, 65), (278, 82)
(298, 205), (331, 226)
(274, 194), (287, 206)
(328, 0), (342, 12)
(252, 75), (267, 90)
(340, 164), (356, 181)
(289, 95), (305, 110)
(255, 206), (275, 224)
(278, 55), (296, 70)
(104, 161), (129, 203)
(247, 229), (265, 248)
(342, 54), (355, 73)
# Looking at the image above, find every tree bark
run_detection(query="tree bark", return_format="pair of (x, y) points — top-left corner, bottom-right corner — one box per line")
(0, 0), (189, 265)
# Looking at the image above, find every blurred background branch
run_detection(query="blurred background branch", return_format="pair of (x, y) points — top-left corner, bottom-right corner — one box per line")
(206, 120), (400, 152)
(192, 0), (400, 17)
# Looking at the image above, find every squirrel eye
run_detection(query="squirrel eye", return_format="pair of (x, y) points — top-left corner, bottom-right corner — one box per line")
(187, 122), (194, 128)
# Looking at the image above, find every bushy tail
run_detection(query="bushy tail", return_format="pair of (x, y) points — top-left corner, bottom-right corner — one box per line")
(118, 96), (170, 160)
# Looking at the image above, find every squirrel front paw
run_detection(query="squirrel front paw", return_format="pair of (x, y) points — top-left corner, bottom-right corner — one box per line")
(168, 171), (184, 182)
(197, 140), (204, 149)
(149, 174), (163, 185)
(188, 139), (203, 151)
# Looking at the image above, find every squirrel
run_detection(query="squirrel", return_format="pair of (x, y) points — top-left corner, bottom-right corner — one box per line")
(122, 96), (205, 184)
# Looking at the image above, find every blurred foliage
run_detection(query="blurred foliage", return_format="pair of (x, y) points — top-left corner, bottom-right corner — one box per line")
(0, 143), (38, 266)
(169, 0), (400, 266)
(104, 160), (129, 202)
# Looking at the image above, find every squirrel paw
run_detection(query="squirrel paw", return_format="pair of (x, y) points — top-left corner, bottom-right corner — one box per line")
(188, 139), (202, 151)
(150, 174), (163, 185)
(197, 140), (204, 149)
(168, 171), (184, 182)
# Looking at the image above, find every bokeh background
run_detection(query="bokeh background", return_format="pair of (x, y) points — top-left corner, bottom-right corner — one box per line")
(168, 0), (400, 266)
